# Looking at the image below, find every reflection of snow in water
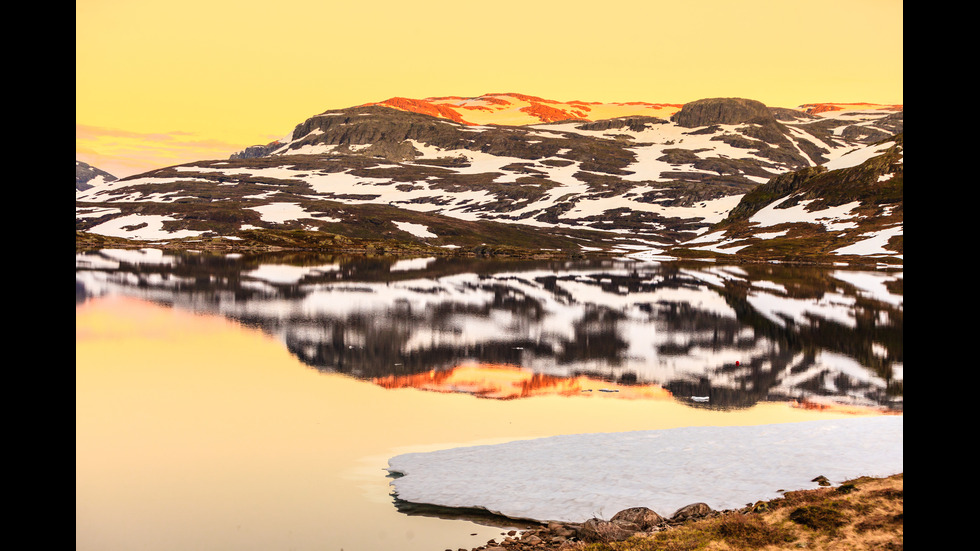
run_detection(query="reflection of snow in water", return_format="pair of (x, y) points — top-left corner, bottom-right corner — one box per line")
(388, 416), (903, 523)
(75, 251), (902, 407)
(748, 290), (858, 328)
(245, 263), (341, 284)
(832, 270), (903, 307)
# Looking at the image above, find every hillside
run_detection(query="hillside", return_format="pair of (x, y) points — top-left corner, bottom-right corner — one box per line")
(76, 160), (117, 191)
(75, 95), (902, 265)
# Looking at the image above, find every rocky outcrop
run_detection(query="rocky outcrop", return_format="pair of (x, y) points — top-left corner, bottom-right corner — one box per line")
(671, 97), (776, 128)
(770, 107), (817, 122)
(575, 116), (669, 132)
(229, 142), (284, 159)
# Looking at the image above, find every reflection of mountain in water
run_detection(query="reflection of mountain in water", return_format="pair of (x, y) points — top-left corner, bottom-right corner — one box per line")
(373, 362), (675, 401)
(75, 249), (903, 410)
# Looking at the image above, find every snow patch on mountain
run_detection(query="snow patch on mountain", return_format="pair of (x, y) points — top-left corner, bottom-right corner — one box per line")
(750, 200), (862, 230)
(832, 226), (903, 258)
(823, 140), (896, 171)
(87, 214), (208, 240)
(393, 221), (438, 238)
(249, 202), (341, 224)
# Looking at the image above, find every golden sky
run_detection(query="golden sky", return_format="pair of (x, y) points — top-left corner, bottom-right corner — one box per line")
(76, 0), (903, 178)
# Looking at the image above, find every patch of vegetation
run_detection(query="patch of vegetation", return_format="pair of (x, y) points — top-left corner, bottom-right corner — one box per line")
(788, 505), (847, 531)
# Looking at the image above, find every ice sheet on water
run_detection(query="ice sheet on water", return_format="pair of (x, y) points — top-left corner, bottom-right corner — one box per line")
(387, 416), (902, 523)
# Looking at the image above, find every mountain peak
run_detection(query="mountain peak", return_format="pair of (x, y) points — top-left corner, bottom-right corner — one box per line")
(670, 97), (776, 128)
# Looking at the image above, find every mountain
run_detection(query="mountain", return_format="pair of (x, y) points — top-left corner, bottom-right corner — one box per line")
(75, 95), (902, 264)
(76, 160), (117, 191)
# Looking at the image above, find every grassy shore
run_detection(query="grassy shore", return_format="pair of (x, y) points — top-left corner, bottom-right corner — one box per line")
(584, 474), (903, 551)
(474, 473), (902, 551)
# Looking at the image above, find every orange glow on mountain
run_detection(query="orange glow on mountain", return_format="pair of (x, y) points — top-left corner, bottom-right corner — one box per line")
(372, 362), (675, 400)
(519, 102), (585, 123)
(800, 102), (903, 115)
(367, 93), (684, 126)
(374, 97), (473, 125)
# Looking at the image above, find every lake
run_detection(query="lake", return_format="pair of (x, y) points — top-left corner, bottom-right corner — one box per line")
(75, 249), (902, 551)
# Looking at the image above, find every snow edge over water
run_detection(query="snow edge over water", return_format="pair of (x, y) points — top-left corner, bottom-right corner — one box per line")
(387, 416), (903, 523)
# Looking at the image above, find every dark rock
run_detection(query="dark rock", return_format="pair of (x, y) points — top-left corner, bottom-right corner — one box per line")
(671, 98), (776, 128)
(812, 475), (831, 486)
(576, 518), (637, 542)
(545, 522), (577, 538)
(671, 502), (715, 520)
(770, 107), (818, 122)
(610, 507), (665, 529)
(229, 142), (283, 160)
(575, 116), (669, 132)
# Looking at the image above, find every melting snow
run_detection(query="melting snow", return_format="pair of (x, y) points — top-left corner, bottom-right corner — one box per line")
(832, 226), (903, 258)
(750, 199), (860, 230)
(387, 416), (902, 523)
(393, 221), (437, 238)
(822, 141), (896, 171)
(86, 213), (208, 240)
(248, 202), (340, 223)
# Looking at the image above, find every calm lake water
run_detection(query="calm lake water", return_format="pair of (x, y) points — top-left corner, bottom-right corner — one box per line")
(76, 249), (902, 551)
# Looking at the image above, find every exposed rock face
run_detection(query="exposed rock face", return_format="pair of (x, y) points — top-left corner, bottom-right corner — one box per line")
(230, 142), (284, 159)
(286, 105), (474, 155)
(671, 97), (776, 128)
(770, 107), (817, 122)
(574, 116), (669, 132)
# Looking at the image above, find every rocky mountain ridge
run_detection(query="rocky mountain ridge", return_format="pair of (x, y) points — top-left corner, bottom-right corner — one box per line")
(76, 95), (902, 265)
(76, 160), (117, 191)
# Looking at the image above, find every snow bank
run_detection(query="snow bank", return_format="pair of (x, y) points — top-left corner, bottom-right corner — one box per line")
(393, 221), (438, 238)
(388, 416), (902, 523)
(86, 213), (208, 240)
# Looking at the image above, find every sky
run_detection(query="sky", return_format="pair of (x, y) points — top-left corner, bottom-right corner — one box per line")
(76, 0), (903, 178)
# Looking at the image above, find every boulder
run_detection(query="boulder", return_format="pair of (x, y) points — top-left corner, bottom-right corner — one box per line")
(610, 507), (665, 529)
(576, 518), (638, 542)
(671, 502), (715, 521)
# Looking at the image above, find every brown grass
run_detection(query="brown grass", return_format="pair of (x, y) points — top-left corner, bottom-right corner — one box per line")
(585, 474), (902, 551)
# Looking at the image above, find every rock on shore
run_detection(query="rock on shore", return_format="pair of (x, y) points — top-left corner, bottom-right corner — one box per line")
(459, 502), (718, 550)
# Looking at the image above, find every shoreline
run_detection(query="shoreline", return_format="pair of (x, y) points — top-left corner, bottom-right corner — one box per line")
(448, 473), (904, 550)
